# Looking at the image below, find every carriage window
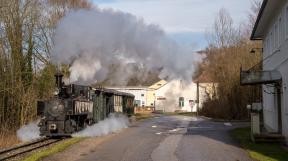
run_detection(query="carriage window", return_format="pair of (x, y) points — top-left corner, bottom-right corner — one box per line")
(80, 90), (84, 96)
(286, 7), (288, 37)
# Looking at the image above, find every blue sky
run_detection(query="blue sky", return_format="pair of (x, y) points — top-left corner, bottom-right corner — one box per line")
(92, 0), (255, 50)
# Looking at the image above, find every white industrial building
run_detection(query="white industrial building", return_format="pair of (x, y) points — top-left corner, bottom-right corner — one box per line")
(154, 80), (215, 113)
(248, 0), (288, 142)
(107, 79), (216, 113)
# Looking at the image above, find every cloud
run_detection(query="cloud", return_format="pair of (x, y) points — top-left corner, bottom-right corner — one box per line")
(94, 0), (253, 33)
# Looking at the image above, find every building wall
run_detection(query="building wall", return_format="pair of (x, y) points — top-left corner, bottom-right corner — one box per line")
(262, 0), (288, 140)
(146, 89), (155, 107)
(147, 80), (168, 107)
(154, 80), (213, 112)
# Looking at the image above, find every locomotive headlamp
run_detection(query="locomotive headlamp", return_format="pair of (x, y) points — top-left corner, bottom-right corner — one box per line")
(54, 88), (60, 95)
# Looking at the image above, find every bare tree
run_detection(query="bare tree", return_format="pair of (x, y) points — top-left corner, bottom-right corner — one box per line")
(0, 0), (92, 146)
(199, 7), (262, 119)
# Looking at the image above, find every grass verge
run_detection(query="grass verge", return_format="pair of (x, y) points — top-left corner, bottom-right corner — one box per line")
(134, 113), (154, 121)
(162, 112), (197, 117)
(231, 127), (288, 161)
(177, 112), (197, 117)
(23, 137), (84, 161)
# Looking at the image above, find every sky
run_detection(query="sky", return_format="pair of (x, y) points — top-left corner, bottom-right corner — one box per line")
(92, 0), (255, 50)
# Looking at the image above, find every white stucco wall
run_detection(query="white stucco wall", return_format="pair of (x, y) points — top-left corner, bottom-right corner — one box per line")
(261, 0), (288, 140)
(154, 80), (211, 112)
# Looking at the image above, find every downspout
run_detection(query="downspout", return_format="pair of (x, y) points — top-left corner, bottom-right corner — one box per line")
(276, 81), (282, 134)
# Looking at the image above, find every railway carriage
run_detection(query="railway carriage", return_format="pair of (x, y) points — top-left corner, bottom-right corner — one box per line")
(37, 73), (134, 137)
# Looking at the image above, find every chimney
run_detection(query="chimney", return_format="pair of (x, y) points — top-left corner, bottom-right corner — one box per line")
(55, 72), (63, 89)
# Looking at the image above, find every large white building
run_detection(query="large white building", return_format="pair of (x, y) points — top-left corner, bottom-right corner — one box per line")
(154, 80), (213, 112)
(249, 0), (288, 142)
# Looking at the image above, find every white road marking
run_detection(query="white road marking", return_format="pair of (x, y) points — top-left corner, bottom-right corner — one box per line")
(169, 128), (180, 132)
(151, 117), (191, 161)
(224, 122), (232, 126)
(151, 135), (182, 161)
(152, 125), (157, 128)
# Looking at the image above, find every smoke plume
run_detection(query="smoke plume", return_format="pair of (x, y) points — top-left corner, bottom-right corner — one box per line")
(72, 113), (129, 137)
(52, 7), (202, 85)
(17, 120), (41, 142)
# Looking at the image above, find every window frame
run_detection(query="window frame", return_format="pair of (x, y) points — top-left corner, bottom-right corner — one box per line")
(283, 4), (288, 41)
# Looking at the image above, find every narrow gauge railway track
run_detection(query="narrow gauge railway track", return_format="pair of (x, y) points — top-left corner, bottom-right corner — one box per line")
(0, 138), (63, 160)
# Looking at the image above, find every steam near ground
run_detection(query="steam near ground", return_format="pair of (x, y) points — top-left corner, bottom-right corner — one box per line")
(17, 120), (41, 142)
(157, 80), (199, 112)
(52, 7), (203, 85)
(72, 113), (129, 137)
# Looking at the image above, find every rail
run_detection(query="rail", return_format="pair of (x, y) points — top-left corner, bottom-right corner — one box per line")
(0, 138), (63, 160)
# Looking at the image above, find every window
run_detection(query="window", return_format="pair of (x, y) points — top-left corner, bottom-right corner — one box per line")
(286, 7), (288, 37)
(275, 23), (279, 48)
(141, 94), (144, 97)
(270, 32), (273, 54)
(279, 17), (284, 43)
(278, 17), (283, 47)
(179, 97), (184, 107)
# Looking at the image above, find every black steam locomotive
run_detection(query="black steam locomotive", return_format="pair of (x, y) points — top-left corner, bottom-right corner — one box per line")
(37, 73), (134, 137)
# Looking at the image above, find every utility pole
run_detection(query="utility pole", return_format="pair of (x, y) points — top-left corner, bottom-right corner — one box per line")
(196, 81), (199, 116)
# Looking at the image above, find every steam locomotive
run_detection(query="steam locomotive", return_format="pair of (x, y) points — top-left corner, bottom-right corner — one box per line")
(37, 73), (134, 137)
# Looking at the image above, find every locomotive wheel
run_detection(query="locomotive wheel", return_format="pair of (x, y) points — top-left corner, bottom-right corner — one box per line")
(83, 119), (94, 128)
(65, 119), (76, 133)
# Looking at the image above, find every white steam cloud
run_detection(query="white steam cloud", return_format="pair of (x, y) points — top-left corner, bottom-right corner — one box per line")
(17, 120), (41, 142)
(72, 113), (129, 137)
(156, 80), (199, 112)
(52, 7), (202, 85)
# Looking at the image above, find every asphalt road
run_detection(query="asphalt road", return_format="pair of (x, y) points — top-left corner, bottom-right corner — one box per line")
(76, 115), (252, 161)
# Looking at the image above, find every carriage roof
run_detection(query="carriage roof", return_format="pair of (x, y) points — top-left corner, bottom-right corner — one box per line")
(93, 88), (134, 98)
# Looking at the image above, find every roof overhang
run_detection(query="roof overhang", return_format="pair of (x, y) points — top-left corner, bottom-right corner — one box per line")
(250, 0), (285, 40)
(240, 70), (282, 85)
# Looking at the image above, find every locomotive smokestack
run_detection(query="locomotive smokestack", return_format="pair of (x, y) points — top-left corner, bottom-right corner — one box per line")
(55, 72), (63, 89)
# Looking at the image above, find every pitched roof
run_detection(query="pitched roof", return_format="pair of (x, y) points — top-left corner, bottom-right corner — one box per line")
(148, 80), (167, 90)
(250, 0), (286, 40)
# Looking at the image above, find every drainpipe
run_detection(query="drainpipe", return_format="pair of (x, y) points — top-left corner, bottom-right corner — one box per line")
(196, 81), (199, 116)
(276, 82), (282, 134)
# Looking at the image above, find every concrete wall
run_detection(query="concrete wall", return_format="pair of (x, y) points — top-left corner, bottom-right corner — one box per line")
(262, 0), (288, 141)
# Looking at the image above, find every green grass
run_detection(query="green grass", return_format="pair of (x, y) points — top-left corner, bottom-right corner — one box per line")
(162, 112), (197, 117)
(23, 137), (84, 161)
(134, 113), (154, 121)
(231, 128), (288, 161)
(177, 112), (197, 117)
